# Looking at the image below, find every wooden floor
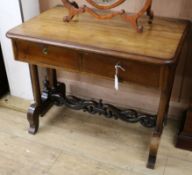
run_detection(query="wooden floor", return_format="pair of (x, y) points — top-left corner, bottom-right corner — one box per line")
(0, 104), (192, 175)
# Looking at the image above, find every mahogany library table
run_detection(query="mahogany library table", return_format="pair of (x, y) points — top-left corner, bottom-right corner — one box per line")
(7, 7), (189, 169)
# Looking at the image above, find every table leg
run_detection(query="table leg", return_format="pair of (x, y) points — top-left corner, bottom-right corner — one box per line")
(47, 68), (57, 88)
(147, 66), (175, 169)
(27, 64), (42, 134)
(27, 66), (59, 134)
(40, 68), (58, 116)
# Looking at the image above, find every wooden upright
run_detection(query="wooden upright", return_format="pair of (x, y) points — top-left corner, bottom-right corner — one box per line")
(7, 7), (189, 169)
(177, 104), (192, 151)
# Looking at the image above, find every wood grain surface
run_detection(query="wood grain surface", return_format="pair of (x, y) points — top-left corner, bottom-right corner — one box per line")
(1, 105), (192, 174)
(8, 1), (192, 119)
(37, 1), (192, 119)
(7, 7), (188, 63)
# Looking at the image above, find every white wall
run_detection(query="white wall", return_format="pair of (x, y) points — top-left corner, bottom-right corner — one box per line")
(21, 0), (40, 21)
(0, 0), (40, 100)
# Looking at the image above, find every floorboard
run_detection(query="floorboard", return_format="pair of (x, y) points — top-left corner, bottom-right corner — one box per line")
(0, 105), (191, 175)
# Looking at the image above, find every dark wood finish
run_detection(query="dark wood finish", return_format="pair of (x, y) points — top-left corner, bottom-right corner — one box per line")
(29, 65), (41, 106)
(61, 0), (153, 32)
(47, 68), (57, 88)
(147, 65), (176, 168)
(82, 53), (160, 87)
(176, 25), (192, 151)
(0, 45), (9, 97)
(7, 8), (188, 64)
(41, 82), (157, 128)
(7, 7), (189, 169)
(27, 65), (57, 134)
(14, 40), (81, 71)
(27, 65), (41, 134)
(176, 106), (192, 151)
(14, 39), (161, 87)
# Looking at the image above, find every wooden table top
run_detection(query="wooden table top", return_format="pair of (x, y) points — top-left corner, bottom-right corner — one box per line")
(7, 7), (189, 64)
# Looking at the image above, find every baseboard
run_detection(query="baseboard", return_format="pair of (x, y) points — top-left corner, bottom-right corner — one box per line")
(0, 94), (31, 113)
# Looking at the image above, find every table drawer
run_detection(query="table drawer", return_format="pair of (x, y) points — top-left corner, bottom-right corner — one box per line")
(13, 40), (81, 71)
(82, 53), (160, 87)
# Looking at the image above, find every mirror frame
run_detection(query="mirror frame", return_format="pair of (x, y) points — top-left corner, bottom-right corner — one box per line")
(61, 0), (154, 32)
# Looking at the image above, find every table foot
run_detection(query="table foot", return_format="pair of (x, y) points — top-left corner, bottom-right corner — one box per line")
(27, 103), (40, 134)
(147, 155), (156, 169)
(147, 131), (161, 169)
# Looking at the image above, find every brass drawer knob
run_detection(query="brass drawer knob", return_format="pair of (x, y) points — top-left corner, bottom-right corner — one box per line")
(42, 47), (48, 55)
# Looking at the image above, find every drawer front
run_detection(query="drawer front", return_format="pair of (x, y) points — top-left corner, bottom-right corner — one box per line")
(82, 53), (160, 87)
(13, 40), (81, 70)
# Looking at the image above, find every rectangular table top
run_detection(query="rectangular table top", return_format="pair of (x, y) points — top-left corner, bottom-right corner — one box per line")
(7, 7), (189, 64)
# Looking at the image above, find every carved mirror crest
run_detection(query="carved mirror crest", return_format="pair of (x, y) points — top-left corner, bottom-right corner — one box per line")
(61, 0), (154, 32)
